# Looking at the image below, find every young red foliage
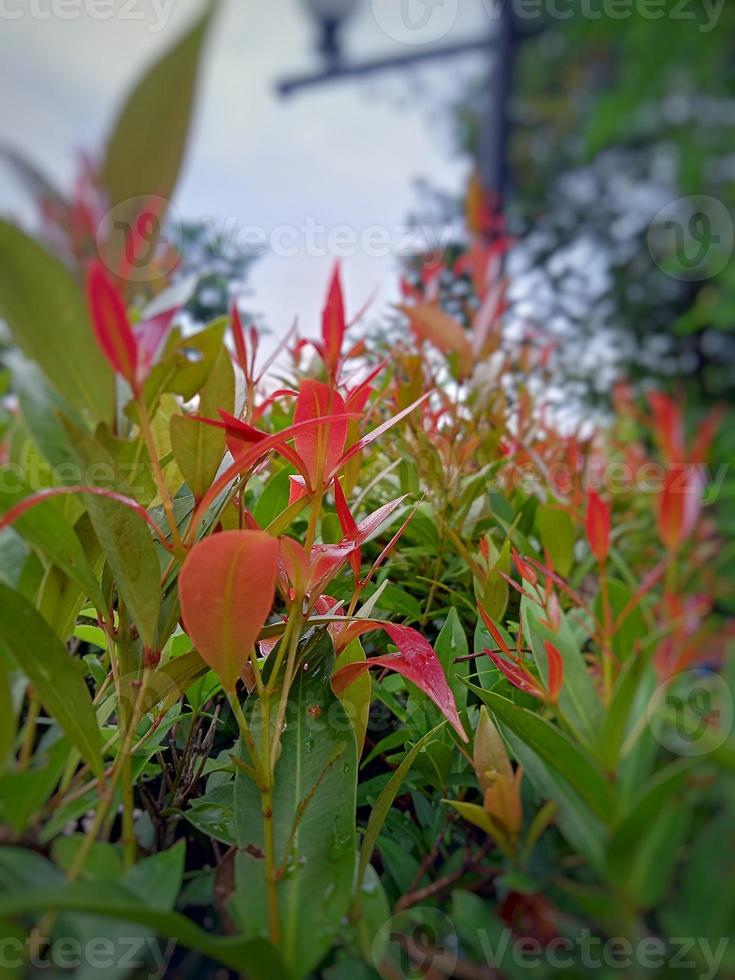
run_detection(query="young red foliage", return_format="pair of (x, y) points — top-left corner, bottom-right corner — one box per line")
(293, 381), (348, 489)
(179, 530), (279, 691)
(332, 622), (467, 741)
(544, 641), (564, 702)
(322, 261), (346, 374)
(585, 490), (611, 564)
(86, 261), (139, 387)
(658, 463), (706, 553)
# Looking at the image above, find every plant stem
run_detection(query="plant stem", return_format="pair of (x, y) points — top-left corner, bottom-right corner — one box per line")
(227, 689), (280, 945)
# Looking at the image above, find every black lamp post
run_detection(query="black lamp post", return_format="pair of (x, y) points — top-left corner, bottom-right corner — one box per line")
(302, 0), (359, 66)
(280, 0), (530, 220)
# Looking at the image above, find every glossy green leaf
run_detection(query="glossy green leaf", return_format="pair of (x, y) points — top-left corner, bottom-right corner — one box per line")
(356, 721), (445, 891)
(435, 606), (469, 712)
(0, 590), (103, 778)
(234, 633), (357, 979)
(335, 639), (371, 757)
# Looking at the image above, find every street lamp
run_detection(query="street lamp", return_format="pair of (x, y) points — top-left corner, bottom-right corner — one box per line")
(302, 0), (359, 65)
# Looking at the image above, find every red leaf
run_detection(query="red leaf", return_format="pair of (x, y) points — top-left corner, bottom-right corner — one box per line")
(190, 410), (360, 537)
(585, 490), (610, 563)
(485, 649), (545, 699)
(135, 307), (177, 375)
(293, 380), (348, 487)
(477, 603), (512, 656)
(86, 262), (138, 387)
(512, 549), (538, 586)
(322, 261), (345, 371)
(333, 478), (361, 580)
(231, 305), (249, 374)
(647, 392), (684, 463)
(179, 530), (279, 692)
(658, 463), (705, 552)
(544, 641), (564, 702)
(330, 393), (430, 479)
(332, 622), (467, 740)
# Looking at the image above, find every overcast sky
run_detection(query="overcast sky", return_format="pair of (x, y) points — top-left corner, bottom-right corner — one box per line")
(0, 0), (492, 339)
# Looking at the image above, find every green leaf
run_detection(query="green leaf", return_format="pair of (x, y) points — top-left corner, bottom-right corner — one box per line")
(521, 595), (601, 744)
(0, 586), (103, 779)
(252, 467), (292, 528)
(435, 607), (469, 712)
(462, 681), (615, 823)
(594, 578), (647, 662)
(141, 648), (210, 716)
(122, 841), (186, 910)
(101, 4), (215, 222)
(536, 504), (575, 577)
(0, 881), (284, 978)
(598, 649), (652, 769)
(234, 632), (357, 979)
(335, 639), (371, 757)
(500, 726), (606, 873)
(0, 653), (15, 775)
(0, 221), (114, 422)
(356, 721), (445, 892)
(63, 420), (162, 649)
(170, 346), (234, 498)
(0, 471), (106, 611)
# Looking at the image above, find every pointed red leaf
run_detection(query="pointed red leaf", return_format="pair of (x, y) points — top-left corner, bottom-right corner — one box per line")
(585, 490), (611, 563)
(647, 391), (684, 463)
(231, 305), (249, 374)
(477, 603), (512, 656)
(293, 380), (348, 487)
(332, 622), (467, 740)
(485, 649), (546, 700)
(136, 307), (177, 375)
(322, 261), (346, 371)
(658, 463), (705, 552)
(179, 530), (279, 692)
(330, 392), (430, 479)
(86, 261), (138, 387)
(544, 641), (564, 702)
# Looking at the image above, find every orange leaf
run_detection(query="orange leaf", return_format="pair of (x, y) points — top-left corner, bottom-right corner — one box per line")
(398, 302), (474, 378)
(179, 530), (279, 691)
